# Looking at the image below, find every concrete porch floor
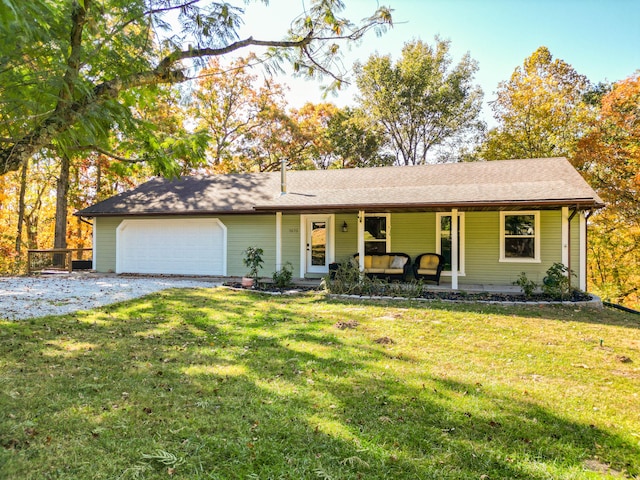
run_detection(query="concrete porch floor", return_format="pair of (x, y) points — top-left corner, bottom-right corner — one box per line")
(289, 277), (524, 295)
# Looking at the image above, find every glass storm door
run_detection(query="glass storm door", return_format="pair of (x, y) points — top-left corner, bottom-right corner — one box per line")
(306, 217), (330, 274)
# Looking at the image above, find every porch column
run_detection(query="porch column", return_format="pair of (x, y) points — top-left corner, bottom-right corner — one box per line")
(275, 212), (282, 271)
(561, 206), (569, 267)
(579, 212), (587, 291)
(357, 210), (365, 271)
(451, 208), (459, 290)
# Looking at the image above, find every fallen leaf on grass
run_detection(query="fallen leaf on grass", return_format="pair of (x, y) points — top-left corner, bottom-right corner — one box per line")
(334, 320), (359, 329)
(375, 336), (394, 345)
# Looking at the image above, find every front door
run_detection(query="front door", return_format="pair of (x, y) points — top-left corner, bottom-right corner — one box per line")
(305, 215), (332, 274)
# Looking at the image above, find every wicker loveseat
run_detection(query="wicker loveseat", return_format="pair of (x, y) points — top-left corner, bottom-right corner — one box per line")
(352, 252), (411, 281)
(412, 253), (445, 285)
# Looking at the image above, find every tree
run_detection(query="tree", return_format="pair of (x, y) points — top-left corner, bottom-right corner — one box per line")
(190, 56), (298, 173)
(239, 99), (315, 173)
(354, 37), (483, 165)
(290, 103), (339, 170)
(573, 73), (640, 307)
(0, 0), (391, 263)
(479, 46), (593, 160)
(325, 107), (394, 168)
(0, 0), (393, 176)
(191, 56), (264, 170)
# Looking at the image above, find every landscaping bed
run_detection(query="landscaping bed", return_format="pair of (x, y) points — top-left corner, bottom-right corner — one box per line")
(224, 281), (597, 305)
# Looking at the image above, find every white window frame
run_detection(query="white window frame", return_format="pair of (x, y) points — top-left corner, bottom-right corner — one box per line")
(436, 212), (465, 276)
(500, 211), (541, 263)
(364, 213), (391, 253)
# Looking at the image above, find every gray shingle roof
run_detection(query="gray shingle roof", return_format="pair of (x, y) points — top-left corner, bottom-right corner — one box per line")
(75, 158), (604, 217)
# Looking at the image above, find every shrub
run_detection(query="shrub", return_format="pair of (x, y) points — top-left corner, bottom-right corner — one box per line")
(514, 272), (538, 298)
(272, 262), (294, 289)
(243, 246), (264, 284)
(542, 262), (574, 300)
(322, 261), (424, 298)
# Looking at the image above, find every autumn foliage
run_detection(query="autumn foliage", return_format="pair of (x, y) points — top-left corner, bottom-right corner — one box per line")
(573, 73), (640, 308)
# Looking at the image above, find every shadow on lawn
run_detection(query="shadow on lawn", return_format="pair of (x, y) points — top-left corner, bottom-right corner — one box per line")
(0, 288), (637, 479)
(324, 292), (640, 330)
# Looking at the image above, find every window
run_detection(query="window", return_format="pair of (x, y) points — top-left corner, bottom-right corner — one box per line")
(436, 213), (465, 275)
(500, 211), (540, 262)
(364, 214), (390, 254)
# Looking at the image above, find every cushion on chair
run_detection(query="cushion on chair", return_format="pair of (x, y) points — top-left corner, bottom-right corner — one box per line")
(385, 268), (404, 275)
(353, 255), (373, 269)
(417, 269), (437, 275)
(420, 255), (440, 269)
(390, 255), (408, 269)
(371, 255), (389, 269)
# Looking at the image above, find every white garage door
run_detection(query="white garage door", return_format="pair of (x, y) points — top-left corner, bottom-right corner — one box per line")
(116, 219), (226, 275)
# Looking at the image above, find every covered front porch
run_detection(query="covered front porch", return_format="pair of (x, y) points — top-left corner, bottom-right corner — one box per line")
(273, 207), (589, 293)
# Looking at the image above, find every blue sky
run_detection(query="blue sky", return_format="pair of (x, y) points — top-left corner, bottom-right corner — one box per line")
(233, 0), (640, 124)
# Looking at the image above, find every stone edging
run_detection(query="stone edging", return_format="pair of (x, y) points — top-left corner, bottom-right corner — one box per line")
(221, 285), (604, 308)
(326, 293), (603, 309)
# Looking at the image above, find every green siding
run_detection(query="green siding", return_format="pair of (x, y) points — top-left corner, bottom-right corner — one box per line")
(334, 213), (358, 262)
(570, 213), (582, 286)
(463, 210), (565, 285)
(94, 209), (579, 285)
(221, 215), (276, 276)
(281, 214), (301, 274)
(94, 217), (121, 272)
(391, 212), (437, 259)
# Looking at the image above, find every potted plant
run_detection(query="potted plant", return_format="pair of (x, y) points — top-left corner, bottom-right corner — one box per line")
(242, 246), (264, 288)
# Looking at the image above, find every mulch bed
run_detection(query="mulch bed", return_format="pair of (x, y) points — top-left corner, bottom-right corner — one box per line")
(417, 290), (593, 303)
(224, 282), (593, 303)
(223, 282), (319, 294)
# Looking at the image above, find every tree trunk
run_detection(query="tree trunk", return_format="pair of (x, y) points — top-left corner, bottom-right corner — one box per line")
(25, 215), (38, 250)
(15, 159), (29, 254)
(53, 154), (70, 266)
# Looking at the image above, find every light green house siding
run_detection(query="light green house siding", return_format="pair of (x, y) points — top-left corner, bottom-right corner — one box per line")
(93, 217), (120, 272)
(94, 209), (582, 285)
(463, 210), (563, 285)
(391, 212), (437, 259)
(280, 214), (301, 273)
(334, 213), (358, 261)
(346, 210), (575, 286)
(222, 215), (276, 276)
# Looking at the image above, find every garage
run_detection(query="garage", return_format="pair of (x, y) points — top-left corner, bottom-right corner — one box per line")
(116, 218), (227, 275)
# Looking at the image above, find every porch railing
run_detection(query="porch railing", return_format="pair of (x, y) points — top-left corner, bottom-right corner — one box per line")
(27, 248), (93, 274)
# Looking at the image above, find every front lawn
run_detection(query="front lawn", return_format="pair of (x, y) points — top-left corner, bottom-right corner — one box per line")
(1, 289), (638, 479)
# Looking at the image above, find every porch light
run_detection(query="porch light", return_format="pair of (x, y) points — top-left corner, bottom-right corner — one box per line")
(342, 221), (348, 232)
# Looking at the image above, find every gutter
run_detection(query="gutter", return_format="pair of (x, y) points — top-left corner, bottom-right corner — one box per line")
(252, 199), (605, 213)
(78, 216), (93, 226)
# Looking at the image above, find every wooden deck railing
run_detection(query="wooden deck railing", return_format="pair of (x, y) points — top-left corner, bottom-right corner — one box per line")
(27, 248), (93, 274)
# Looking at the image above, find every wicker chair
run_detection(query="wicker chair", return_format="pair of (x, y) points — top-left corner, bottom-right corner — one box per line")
(412, 253), (445, 285)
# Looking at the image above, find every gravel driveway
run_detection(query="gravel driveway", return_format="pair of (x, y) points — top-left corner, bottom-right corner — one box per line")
(0, 273), (219, 321)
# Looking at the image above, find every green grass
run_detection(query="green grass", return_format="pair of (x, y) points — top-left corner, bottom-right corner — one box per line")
(1, 288), (639, 479)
